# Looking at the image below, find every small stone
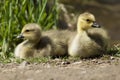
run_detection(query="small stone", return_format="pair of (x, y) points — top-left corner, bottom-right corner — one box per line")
(45, 63), (51, 68)
(97, 61), (103, 64)
(110, 56), (115, 60)
(19, 61), (30, 68)
(72, 61), (82, 65)
(35, 70), (42, 73)
(61, 61), (70, 65)
(91, 59), (98, 63)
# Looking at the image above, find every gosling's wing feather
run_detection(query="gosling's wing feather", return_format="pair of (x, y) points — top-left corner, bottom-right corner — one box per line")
(42, 30), (76, 56)
(87, 28), (110, 50)
(43, 30), (76, 44)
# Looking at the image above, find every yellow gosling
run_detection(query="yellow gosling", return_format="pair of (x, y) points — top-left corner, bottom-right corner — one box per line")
(68, 12), (109, 58)
(14, 23), (53, 59)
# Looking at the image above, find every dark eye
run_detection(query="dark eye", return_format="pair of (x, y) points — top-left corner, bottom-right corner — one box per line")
(25, 30), (30, 32)
(86, 19), (90, 22)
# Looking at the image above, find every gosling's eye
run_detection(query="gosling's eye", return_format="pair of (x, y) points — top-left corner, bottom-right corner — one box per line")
(86, 19), (90, 22)
(25, 30), (30, 32)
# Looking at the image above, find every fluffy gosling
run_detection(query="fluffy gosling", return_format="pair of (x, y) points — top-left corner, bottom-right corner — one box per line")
(68, 12), (109, 58)
(14, 23), (53, 59)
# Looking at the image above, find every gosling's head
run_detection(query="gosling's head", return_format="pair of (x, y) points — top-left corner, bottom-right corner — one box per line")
(17, 23), (42, 42)
(77, 12), (100, 31)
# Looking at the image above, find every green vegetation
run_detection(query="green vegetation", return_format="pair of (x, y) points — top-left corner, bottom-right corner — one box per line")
(109, 44), (120, 57)
(0, 56), (51, 64)
(0, 0), (59, 59)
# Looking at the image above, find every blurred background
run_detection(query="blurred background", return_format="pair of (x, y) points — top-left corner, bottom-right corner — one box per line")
(0, 0), (120, 58)
(58, 0), (120, 41)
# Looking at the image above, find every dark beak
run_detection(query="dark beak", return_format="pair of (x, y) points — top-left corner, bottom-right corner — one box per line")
(17, 34), (24, 39)
(92, 22), (101, 28)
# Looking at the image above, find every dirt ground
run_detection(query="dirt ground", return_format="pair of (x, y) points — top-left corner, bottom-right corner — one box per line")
(0, 56), (120, 80)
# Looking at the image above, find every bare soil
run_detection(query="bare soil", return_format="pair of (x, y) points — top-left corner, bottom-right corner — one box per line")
(0, 56), (120, 80)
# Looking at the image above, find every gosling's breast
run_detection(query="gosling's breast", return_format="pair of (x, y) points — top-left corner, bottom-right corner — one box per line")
(14, 43), (23, 57)
(69, 33), (92, 57)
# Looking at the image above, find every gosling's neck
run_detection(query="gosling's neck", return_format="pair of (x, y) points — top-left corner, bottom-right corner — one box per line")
(77, 23), (87, 34)
(24, 38), (40, 48)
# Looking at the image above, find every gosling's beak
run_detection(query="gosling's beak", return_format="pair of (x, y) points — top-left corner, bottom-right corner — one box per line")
(17, 34), (24, 39)
(92, 22), (101, 28)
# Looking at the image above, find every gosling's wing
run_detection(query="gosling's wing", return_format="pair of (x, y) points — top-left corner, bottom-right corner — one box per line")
(87, 28), (110, 49)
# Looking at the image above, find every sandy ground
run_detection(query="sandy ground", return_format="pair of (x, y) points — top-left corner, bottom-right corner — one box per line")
(0, 56), (120, 80)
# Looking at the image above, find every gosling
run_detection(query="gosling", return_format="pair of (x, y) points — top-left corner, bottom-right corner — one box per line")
(68, 12), (109, 58)
(43, 30), (75, 57)
(14, 23), (53, 59)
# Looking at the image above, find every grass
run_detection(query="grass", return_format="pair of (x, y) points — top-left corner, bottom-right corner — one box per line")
(0, 0), (59, 59)
(109, 43), (120, 57)
(0, 57), (51, 64)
